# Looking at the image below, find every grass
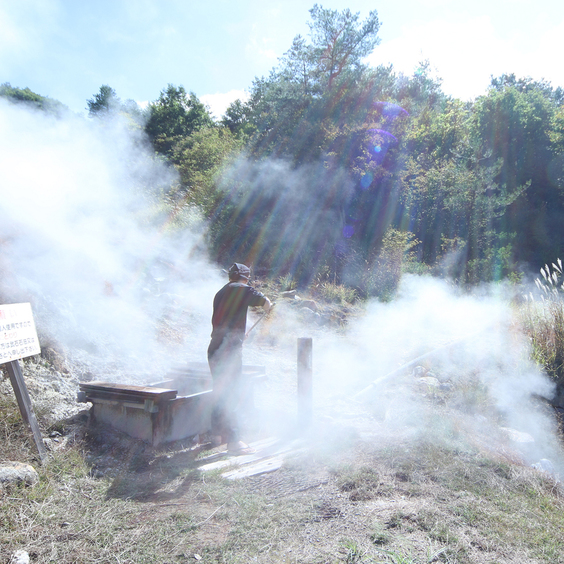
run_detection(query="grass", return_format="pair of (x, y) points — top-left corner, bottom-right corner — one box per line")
(522, 297), (564, 384)
(2, 408), (564, 563)
(520, 260), (564, 385)
(0, 391), (38, 462)
(3, 330), (564, 563)
(316, 281), (359, 306)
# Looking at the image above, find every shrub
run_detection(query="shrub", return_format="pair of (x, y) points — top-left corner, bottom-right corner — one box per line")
(362, 229), (420, 301)
(521, 259), (564, 384)
(316, 281), (358, 305)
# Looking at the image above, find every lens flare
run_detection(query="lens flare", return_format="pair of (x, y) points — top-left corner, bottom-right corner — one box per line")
(360, 172), (373, 189)
(368, 128), (398, 145)
(373, 101), (409, 120)
(366, 129), (398, 164)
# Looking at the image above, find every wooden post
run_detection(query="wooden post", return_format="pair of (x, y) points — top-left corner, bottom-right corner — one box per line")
(297, 337), (312, 429)
(5, 360), (47, 462)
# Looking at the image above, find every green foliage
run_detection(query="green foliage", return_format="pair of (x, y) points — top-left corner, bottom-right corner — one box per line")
(340, 539), (366, 563)
(145, 84), (214, 158)
(0, 82), (68, 116)
(472, 78), (564, 265)
(209, 157), (356, 282)
(238, 6), (384, 163)
(357, 229), (419, 300)
(278, 273), (297, 291)
(172, 127), (243, 214)
(10, 8), (564, 290)
(398, 99), (526, 283)
(86, 85), (145, 129)
(307, 4), (381, 91)
(87, 84), (121, 116)
(220, 98), (256, 138)
(316, 281), (358, 305)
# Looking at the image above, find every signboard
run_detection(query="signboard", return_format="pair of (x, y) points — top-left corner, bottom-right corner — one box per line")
(0, 302), (41, 363)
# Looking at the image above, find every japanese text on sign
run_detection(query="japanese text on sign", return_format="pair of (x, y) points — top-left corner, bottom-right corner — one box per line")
(0, 303), (41, 363)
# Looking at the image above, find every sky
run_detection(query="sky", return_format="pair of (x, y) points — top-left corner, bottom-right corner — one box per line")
(1, 0), (564, 117)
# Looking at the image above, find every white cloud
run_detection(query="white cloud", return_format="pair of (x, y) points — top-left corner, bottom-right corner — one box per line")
(370, 16), (508, 100)
(200, 89), (250, 120)
(521, 18), (564, 88)
(245, 20), (284, 69)
(370, 14), (564, 100)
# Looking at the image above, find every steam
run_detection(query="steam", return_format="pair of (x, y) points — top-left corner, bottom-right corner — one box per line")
(303, 275), (562, 474)
(0, 99), (221, 375)
(217, 156), (355, 284)
(1, 98), (562, 476)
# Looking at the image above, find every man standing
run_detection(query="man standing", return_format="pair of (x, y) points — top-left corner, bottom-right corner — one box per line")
(207, 263), (271, 454)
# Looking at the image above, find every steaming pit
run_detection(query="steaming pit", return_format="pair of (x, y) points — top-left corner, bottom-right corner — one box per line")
(78, 362), (266, 446)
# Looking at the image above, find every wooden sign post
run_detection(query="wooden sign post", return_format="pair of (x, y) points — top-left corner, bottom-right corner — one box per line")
(1, 303), (46, 461)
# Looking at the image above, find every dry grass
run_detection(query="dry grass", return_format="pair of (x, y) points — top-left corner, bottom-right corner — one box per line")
(2, 387), (564, 564)
(2, 352), (564, 564)
(522, 260), (564, 385)
(521, 298), (564, 385)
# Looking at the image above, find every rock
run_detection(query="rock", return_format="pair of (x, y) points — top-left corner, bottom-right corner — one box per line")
(318, 314), (332, 326)
(499, 427), (535, 443)
(299, 307), (321, 322)
(417, 376), (441, 388)
(532, 458), (556, 476)
(299, 299), (318, 311)
(10, 550), (30, 564)
(280, 290), (297, 299)
(435, 372), (452, 383)
(0, 462), (39, 486)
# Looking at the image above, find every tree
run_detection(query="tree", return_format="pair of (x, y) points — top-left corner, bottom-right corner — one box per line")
(87, 85), (121, 116)
(145, 85), (214, 158)
(220, 99), (255, 138)
(307, 4), (380, 91)
(472, 77), (563, 264)
(0, 83), (68, 116)
(172, 127), (243, 214)
(237, 5), (382, 162)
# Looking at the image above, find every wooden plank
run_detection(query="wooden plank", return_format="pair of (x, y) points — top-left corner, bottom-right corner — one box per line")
(223, 455), (285, 479)
(198, 438), (305, 478)
(5, 360), (47, 462)
(79, 382), (177, 402)
(223, 444), (308, 480)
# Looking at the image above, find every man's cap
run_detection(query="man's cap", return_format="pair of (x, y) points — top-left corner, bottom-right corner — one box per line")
(228, 263), (251, 279)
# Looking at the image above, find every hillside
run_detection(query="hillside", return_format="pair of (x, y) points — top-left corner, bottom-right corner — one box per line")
(2, 289), (564, 564)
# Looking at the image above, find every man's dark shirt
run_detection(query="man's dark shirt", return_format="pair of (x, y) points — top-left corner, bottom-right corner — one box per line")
(210, 282), (266, 341)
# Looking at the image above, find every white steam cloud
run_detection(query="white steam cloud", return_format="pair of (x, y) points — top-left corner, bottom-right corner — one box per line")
(252, 271), (562, 476)
(0, 99), (221, 376)
(296, 275), (563, 474)
(1, 98), (562, 476)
